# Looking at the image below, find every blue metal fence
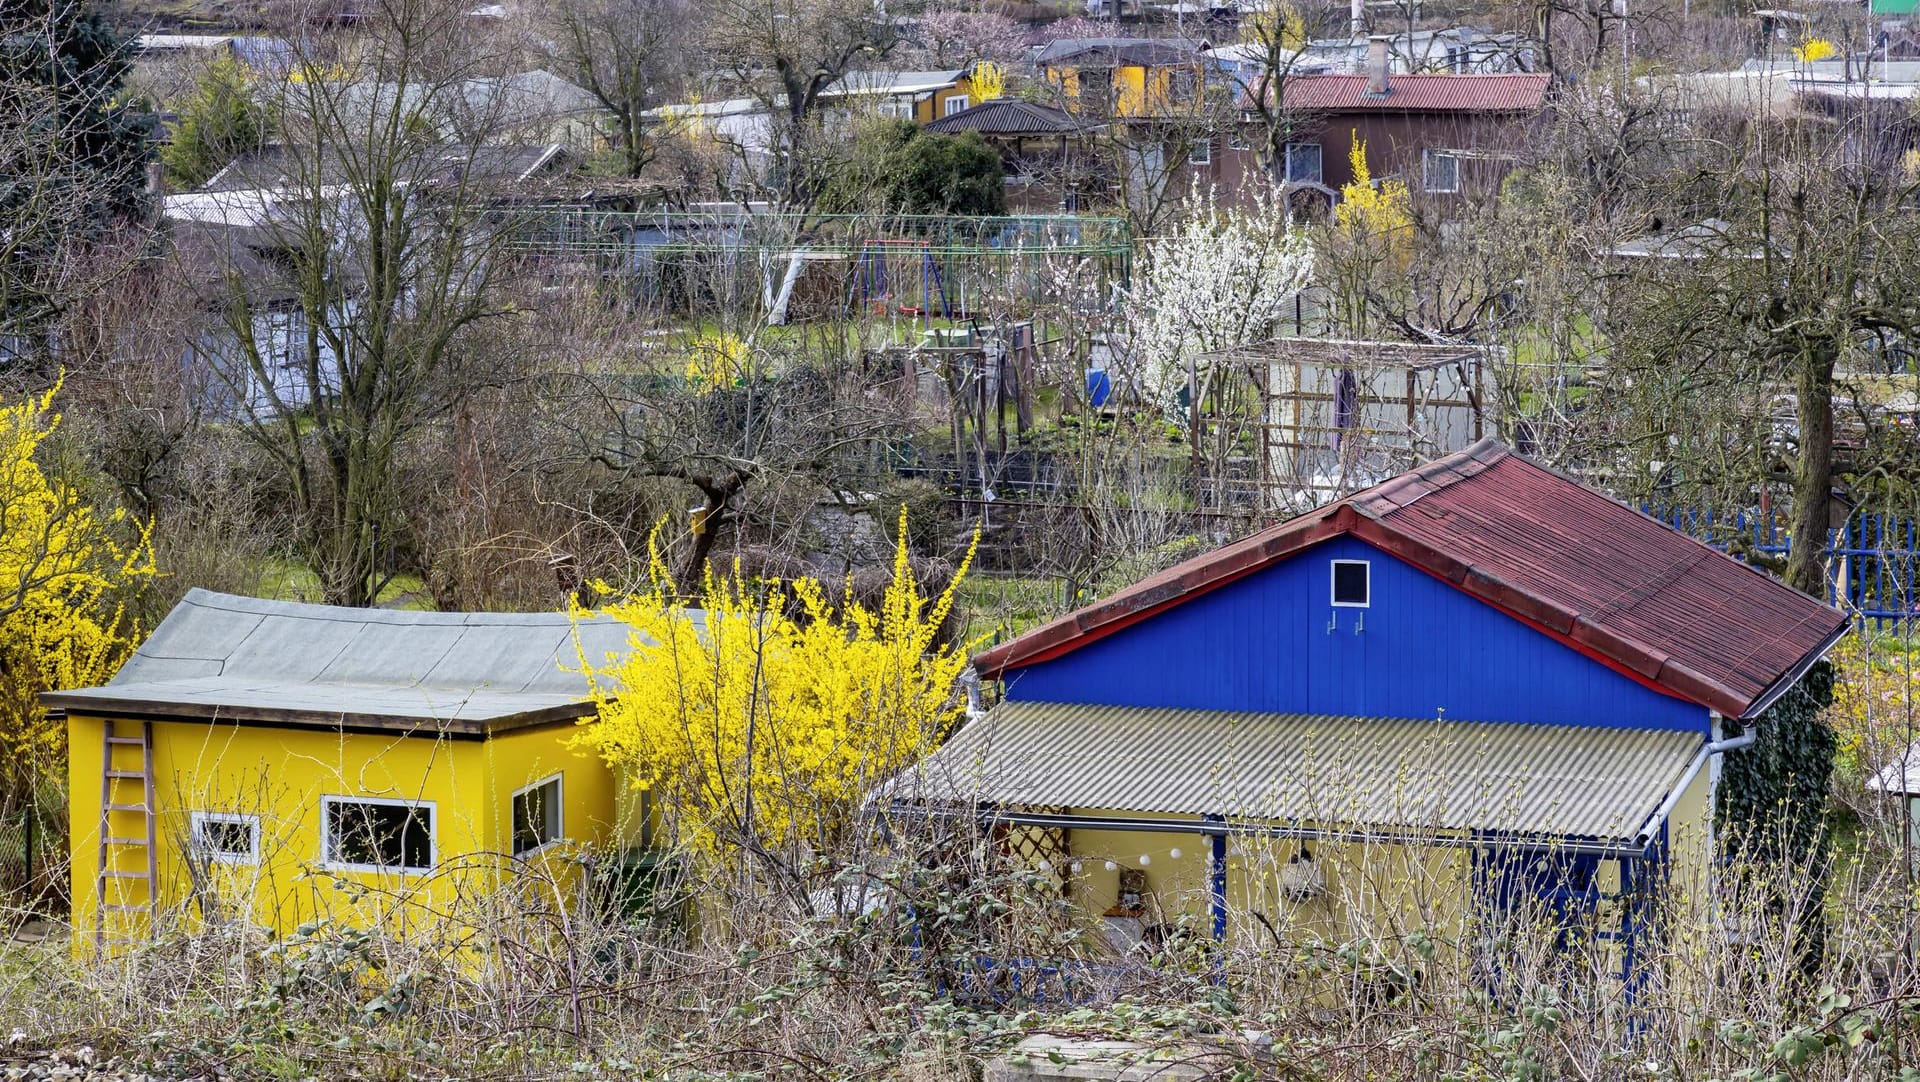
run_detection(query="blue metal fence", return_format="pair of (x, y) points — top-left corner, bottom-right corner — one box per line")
(1650, 508), (1920, 623)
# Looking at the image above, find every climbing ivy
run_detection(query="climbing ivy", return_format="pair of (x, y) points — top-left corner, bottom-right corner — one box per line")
(1713, 659), (1836, 977)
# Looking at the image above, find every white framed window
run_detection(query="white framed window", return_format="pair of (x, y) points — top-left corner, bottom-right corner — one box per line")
(1188, 138), (1211, 165)
(1423, 149), (1461, 193)
(944, 94), (970, 116)
(1284, 141), (1322, 184)
(321, 795), (434, 874)
(511, 774), (564, 855)
(1227, 132), (1252, 152)
(190, 811), (260, 866)
(878, 99), (915, 121)
(1331, 559), (1370, 607)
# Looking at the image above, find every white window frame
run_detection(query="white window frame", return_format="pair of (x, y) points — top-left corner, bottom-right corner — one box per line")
(1423, 149), (1461, 193)
(1188, 138), (1212, 165)
(1227, 132), (1252, 152)
(510, 773), (565, 856)
(1330, 559), (1371, 608)
(1284, 141), (1322, 184)
(189, 811), (261, 866)
(320, 794), (436, 875)
(878, 99), (915, 121)
(944, 94), (970, 116)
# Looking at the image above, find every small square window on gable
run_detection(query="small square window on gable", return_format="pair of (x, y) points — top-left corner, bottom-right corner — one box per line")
(1331, 559), (1370, 607)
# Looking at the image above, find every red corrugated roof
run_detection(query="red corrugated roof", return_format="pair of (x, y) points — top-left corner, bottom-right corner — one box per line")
(1273, 73), (1550, 113)
(974, 440), (1849, 719)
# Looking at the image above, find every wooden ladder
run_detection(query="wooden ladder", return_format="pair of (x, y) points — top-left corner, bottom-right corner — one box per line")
(95, 719), (158, 947)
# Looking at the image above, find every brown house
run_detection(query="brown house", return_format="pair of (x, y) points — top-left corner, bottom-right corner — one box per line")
(1231, 39), (1550, 211)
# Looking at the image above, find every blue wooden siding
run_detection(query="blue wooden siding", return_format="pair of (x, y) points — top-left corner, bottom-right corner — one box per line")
(1002, 536), (1711, 733)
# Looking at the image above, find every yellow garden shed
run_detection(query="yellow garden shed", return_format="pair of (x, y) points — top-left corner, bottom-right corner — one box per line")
(46, 589), (650, 947)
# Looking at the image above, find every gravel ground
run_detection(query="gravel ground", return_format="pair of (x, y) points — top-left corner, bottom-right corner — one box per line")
(1, 1045), (167, 1082)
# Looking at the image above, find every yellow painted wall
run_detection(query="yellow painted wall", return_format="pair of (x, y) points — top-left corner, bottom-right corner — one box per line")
(1115, 66), (1149, 117)
(1044, 63), (1194, 118)
(67, 713), (625, 948)
(917, 76), (975, 124)
(1043, 792), (1714, 956)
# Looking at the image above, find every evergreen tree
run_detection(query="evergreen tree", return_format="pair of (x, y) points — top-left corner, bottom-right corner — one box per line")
(161, 53), (268, 190)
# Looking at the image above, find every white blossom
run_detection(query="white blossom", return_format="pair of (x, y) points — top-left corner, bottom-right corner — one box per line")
(1126, 188), (1314, 414)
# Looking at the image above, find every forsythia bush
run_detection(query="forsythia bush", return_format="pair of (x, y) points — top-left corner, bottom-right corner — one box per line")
(1794, 37), (1840, 63)
(0, 385), (154, 806)
(573, 511), (978, 862)
(1334, 133), (1413, 242)
(970, 61), (1006, 102)
(685, 330), (751, 394)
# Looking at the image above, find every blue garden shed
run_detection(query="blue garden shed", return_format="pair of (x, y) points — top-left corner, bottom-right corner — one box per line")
(901, 440), (1848, 976)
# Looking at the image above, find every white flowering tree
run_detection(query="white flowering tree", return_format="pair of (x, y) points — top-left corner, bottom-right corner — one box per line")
(1127, 189), (1315, 417)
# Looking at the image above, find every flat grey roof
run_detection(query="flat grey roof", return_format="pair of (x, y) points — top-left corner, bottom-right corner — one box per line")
(42, 588), (675, 736)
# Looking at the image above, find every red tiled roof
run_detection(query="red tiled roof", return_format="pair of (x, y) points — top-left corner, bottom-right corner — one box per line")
(974, 440), (1848, 719)
(1273, 73), (1550, 113)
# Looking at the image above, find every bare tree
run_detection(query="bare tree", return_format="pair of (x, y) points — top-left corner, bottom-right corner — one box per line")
(185, 0), (529, 606)
(705, 0), (907, 207)
(542, 0), (695, 178)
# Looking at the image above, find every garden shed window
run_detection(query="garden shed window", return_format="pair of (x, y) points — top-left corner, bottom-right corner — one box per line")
(1285, 142), (1323, 184)
(190, 811), (260, 866)
(322, 796), (434, 874)
(1331, 559), (1370, 607)
(512, 774), (564, 855)
(1423, 150), (1461, 193)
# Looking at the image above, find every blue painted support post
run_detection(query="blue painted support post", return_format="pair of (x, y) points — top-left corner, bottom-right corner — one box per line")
(1204, 815), (1228, 942)
(1621, 821), (1669, 1025)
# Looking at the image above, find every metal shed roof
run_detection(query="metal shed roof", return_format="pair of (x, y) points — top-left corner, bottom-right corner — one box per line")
(900, 700), (1704, 846)
(974, 440), (1849, 719)
(41, 589), (661, 736)
(925, 99), (1091, 136)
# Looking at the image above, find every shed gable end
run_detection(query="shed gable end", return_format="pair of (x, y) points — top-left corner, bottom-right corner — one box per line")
(1001, 536), (1711, 733)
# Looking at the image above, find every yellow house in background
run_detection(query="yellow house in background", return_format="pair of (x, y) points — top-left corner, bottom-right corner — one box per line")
(1038, 38), (1212, 119)
(48, 589), (653, 948)
(827, 67), (986, 124)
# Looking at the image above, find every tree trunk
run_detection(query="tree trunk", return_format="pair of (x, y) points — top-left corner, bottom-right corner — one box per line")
(1786, 351), (1835, 598)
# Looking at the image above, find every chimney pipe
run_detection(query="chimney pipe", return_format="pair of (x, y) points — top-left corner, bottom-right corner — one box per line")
(146, 161), (165, 195)
(1367, 35), (1391, 95)
(1351, 0), (1365, 37)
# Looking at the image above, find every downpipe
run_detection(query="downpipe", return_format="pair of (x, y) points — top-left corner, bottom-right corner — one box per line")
(960, 668), (985, 722)
(1631, 722), (1758, 850)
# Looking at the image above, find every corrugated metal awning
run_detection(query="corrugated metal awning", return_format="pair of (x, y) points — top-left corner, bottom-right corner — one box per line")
(899, 701), (1704, 846)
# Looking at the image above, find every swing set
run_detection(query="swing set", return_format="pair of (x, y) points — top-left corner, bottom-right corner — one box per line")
(850, 239), (970, 328)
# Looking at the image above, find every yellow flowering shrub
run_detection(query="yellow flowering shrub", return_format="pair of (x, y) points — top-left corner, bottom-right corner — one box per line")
(1322, 132), (1413, 335)
(0, 385), (155, 805)
(1333, 133), (1413, 242)
(573, 511), (979, 863)
(970, 61), (1006, 103)
(1828, 634), (1920, 783)
(1242, 2), (1308, 51)
(685, 330), (750, 394)
(1794, 37), (1840, 63)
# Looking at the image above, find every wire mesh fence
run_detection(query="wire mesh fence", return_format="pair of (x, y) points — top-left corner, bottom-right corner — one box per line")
(1, 799), (66, 916)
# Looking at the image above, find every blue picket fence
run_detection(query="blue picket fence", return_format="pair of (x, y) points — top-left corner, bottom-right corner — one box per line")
(1650, 508), (1920, 623)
